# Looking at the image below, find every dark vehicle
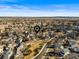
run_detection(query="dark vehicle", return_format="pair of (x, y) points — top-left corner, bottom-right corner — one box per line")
(46, 44), (60, 48)
(46, 50), (64, 57)
(69, 47), (79, 53)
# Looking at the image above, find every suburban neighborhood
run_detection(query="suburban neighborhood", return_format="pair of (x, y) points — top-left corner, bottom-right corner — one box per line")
(0, 17), (79, 59)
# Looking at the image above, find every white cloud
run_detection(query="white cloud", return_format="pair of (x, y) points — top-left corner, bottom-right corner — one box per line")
(0, 5), (79, 16)
(0, 5), (11, 9)
(0, 9), (79, 16)
(0, 5), (31, 10)
(49, 4), (65, 8)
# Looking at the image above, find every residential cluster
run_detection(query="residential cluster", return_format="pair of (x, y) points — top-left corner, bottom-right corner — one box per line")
(0, 17), (78, 59)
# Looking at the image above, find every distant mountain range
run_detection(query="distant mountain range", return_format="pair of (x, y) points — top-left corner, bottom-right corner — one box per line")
(0, 16), (79, 20)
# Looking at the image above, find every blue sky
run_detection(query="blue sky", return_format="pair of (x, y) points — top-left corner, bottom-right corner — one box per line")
(0, 0), (79, 16)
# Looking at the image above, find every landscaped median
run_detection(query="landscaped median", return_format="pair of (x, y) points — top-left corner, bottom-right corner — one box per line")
(23, 40), (46, 59)
(32, 38), (54, 59)
(32, 43), (47, 59)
